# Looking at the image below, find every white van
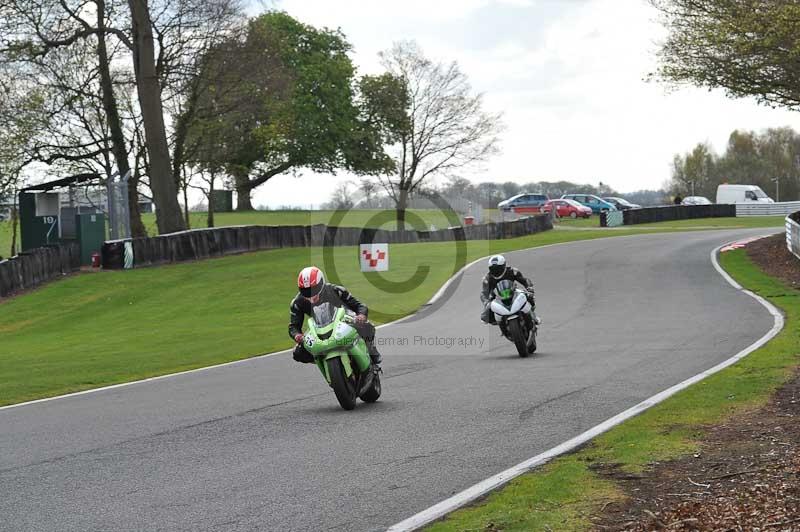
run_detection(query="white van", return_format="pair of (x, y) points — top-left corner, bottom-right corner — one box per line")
(716, 184), (774, 204)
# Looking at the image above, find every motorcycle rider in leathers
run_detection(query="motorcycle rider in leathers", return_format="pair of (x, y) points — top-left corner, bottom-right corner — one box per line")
(289, 266), (382, 366)
(480, 254), (540, 326)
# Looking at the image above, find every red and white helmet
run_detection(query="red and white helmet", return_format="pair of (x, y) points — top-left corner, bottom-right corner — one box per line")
(297, 266), (325, 300)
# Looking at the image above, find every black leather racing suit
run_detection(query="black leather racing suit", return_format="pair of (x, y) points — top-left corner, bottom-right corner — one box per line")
(289, 284), (379, 363)
(480, 267), (535, 324)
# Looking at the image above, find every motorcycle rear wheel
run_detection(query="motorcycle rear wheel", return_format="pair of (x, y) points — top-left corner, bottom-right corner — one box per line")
(507, 318), (529, 358)
(328, 358), (357, 410)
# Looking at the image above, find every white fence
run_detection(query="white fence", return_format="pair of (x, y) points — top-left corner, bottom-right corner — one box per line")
(786, 212), (800, 260)
(736, 201), (800, 216)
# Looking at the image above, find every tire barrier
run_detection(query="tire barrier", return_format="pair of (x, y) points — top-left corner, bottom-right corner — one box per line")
(785, 211), (800, 260)
(0, 242), (81, 298)
(622, 204), (735, 225)
(101, 215), (554, 270)
(600, 211), (624, 227)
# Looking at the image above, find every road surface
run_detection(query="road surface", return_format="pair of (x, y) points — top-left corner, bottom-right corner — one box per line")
(0, 229), (778, 531)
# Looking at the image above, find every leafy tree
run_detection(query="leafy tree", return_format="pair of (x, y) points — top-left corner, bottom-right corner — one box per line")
(650, 0), (800, 110)
(182, 12), (392, 211)
(669, 127), (800, 201)
(670, 142), (718, 198)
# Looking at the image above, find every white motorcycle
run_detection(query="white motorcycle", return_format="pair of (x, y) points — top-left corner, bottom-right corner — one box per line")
(489, 279), (538, 357)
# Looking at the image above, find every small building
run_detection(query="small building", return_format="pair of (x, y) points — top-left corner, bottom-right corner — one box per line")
(19, 174), (106, 265)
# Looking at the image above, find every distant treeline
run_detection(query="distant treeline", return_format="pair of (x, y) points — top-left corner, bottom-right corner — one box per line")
(670, 127), (800, 201)
(323, 177), (668, 210)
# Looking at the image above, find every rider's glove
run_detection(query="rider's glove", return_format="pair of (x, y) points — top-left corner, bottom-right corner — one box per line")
(294, 333), (304, 344)
(355, 314), (367, 323)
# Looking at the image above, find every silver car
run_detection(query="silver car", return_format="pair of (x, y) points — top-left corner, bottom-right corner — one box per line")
(681, 196), (712, 205)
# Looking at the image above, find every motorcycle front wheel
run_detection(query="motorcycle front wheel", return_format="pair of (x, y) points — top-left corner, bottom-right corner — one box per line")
(328, 358), (358, 410)
(360, 369), (381, 403)
(507, 318), (529, 358)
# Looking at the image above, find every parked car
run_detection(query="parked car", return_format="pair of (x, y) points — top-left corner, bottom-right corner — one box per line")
(716, 184), (774, 204)
(603, 197), (640, 210)
(561, 194), (618, 213)
(543, 199), (592, 218)
(497, 193), (550, 214)
(681, 196), (712, 205)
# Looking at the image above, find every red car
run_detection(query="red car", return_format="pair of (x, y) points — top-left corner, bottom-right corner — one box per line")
(543, 199), (592, 218)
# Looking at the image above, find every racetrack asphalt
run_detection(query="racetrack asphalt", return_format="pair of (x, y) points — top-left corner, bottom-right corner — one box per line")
(0, 229), (779, 532)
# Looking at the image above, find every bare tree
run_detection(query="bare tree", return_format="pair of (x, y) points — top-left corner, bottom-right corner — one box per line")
(324, 181), (355, 210)
(358, 178), (377, 208)
(376, 41), (503, 229)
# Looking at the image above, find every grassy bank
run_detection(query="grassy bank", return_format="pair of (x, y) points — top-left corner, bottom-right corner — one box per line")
(425, 248), (797, 531)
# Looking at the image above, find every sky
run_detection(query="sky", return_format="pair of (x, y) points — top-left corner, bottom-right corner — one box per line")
(247, 0), (800, 208)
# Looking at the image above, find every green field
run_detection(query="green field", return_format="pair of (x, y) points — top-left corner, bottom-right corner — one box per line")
(425, 248), (798, 531)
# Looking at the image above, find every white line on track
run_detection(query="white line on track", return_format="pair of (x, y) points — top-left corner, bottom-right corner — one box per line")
(385, 238), (784, 532)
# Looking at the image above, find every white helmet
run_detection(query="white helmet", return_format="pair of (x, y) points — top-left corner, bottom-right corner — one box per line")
(487, 255), (507, 279)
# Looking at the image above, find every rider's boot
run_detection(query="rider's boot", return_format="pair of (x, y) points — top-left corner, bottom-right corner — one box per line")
(367, 340), (382, 365)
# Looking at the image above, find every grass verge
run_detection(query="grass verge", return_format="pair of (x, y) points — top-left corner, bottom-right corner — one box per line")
(424, 248), (798, 531)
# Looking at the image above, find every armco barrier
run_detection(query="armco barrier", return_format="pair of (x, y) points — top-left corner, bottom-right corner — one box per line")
(101, 216), (553, 269)
(737, 201), (800, 216)
(0, 242), (81, 298)
(623, 204), (736, 225)
(786, 211), (800, 260)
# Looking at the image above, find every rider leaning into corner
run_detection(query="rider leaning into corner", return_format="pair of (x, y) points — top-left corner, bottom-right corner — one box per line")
(289, 266), (383, 366)
(480, 254), (541, 326)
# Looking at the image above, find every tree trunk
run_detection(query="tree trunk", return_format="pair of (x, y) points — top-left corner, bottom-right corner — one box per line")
(10, 195), (18, 257)
(207, 171), (215, 228)
(126, 178), (147, 237)
(182, 174), (190, 229)
(234, 171), (254, 211)
(396, 187), (409, 231)
(129, 0), (185, 234)
(96, 0), (146, 237)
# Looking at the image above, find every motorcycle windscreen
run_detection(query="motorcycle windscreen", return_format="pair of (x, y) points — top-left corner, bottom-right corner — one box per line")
(494, 279), (514, 302)
(312, 302), (337, 327)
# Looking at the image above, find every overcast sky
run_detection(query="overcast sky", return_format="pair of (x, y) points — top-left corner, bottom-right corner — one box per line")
(248, 0), (799, 208)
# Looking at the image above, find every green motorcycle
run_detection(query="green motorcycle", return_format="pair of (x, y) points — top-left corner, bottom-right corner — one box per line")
(302, 302), (382, 410)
